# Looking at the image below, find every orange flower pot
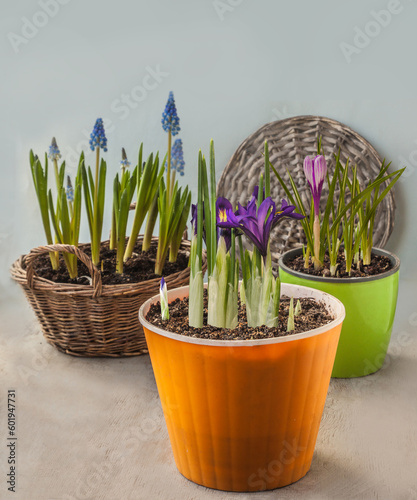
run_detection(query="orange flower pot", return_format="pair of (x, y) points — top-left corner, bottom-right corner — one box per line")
(139, 283), (345, 492)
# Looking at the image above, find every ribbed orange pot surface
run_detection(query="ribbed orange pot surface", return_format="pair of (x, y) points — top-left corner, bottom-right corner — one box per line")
(140, 284), (344, 492)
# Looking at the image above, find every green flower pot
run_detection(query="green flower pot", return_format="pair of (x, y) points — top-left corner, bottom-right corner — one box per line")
(278, 248), (400, 378)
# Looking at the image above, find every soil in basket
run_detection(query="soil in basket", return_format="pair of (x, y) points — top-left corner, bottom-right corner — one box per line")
(287, 251), (392, 278)
(146, 291), (334, 340)
(29, 240), (189, 285)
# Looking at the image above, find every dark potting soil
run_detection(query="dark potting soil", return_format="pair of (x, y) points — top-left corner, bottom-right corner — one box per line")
(286, 252), (392, 278)
(145, 291), (334, 340)
(27, 240), (189, 286)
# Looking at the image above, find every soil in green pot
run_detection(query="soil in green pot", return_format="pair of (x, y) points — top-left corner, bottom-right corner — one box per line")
(26, 239), (189, 286)
(287, 251), (392, 278)
(145, 291), (334, 341)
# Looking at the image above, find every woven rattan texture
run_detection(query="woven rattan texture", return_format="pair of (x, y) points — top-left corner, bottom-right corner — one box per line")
(217, 115), (395, 270)
(10, 238), (205, 357)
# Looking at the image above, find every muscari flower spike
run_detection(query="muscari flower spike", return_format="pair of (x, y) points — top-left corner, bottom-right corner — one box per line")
(66, 176), (74, 202)
(89, 118), (108, 152)
(161, 91), (180, 136)
(303, 155), (327, 216)
(170, 138), (185, 175)
(120, 147), (130, 169)
(48, 137), (61, 161)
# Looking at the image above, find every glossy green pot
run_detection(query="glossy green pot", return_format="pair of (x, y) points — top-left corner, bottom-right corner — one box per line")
(279, 248), (400, 378)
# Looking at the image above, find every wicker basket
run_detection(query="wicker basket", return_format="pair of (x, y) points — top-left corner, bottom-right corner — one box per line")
(10, 238), (205, 357)
(217, 115), (395, 270)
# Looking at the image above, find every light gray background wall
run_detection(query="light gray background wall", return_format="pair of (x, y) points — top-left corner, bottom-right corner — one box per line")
(1, 2), (417, 500)
(1, 0), (417, 295)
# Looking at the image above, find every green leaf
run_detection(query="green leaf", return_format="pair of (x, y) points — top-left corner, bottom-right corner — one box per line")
(329, 168), (405, 235)
(48, 190), (63, 243)
(60, 188), (71, 244)
(72, 183), (82, 247)
(209, 140), (217, 276)
(264, 141), (270, 198)
(81, 163), (93, 239)
(35, 162), (53, 244)
(59, 161), (66, 188)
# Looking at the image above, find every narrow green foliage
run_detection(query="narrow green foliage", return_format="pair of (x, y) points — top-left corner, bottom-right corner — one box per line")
(189, 153), (204, 328)
(155, 178), (191, 275)
(111, 166), (137, 274)
(209, 140), (217, 278)
(142, 192), (159, 251)
(240, 247), (280, 328)
(264, 141), (270, 198)
(208, 234), (238, 329)
(125, 150), (163, 261)
(169, 187), (191, 262)
(287, 297), (295, 332)
(29, 151), (59, 270)
(81, 154), (107, 267)
(295, 299), (302, 317)
(270, 141), (405, 272)
(269, 161), (314, 252)
(48, 160), (83, 278)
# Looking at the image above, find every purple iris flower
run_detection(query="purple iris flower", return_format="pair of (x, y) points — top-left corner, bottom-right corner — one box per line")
(218, 194), (304, 258)
(303, 155), (327, 216)
(236, 185), (264, 216)
(216, 197), (234, 251)
(191, 198), (233, 251)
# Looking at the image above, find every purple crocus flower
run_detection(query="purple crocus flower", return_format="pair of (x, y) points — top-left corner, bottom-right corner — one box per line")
(303, 155), (327, 216)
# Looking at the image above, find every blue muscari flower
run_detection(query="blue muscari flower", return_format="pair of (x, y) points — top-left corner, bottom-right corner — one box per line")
(48, 137), (61, 161)
(166, 138), (185, 175)
(120, 147), (130, 169)
(66, 176), (74, 202)
(161, 91), (180, 136)
(89, 118), (108, 152)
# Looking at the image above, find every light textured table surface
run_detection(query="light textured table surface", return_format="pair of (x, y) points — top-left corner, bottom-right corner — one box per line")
(1, 279), (416, 500)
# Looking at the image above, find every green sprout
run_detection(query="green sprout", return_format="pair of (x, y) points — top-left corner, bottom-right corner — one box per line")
(295, 299), (302, 317)
(287, 297), (295, 332)
(160, 277), (169, 321)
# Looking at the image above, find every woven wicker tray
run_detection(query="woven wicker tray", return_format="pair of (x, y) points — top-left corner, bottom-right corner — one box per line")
(217, 115), (395, 269)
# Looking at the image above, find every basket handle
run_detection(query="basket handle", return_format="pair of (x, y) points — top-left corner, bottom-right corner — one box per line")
(24, 244), (103, 298)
